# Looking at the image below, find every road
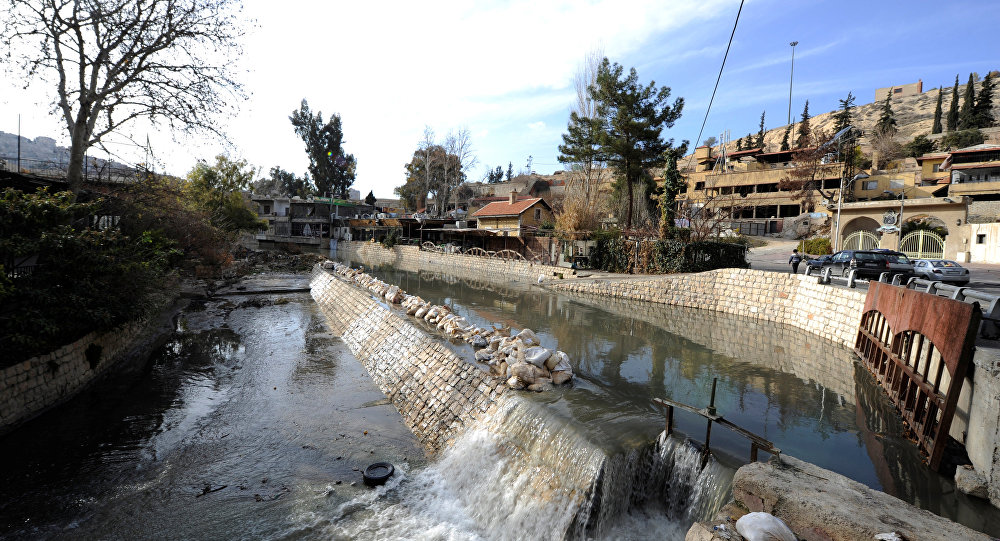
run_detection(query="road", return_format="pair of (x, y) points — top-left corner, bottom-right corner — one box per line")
(747, 238), (1000, 296)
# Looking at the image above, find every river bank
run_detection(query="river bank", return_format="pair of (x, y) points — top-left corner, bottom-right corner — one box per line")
(0, 271), (424, 539)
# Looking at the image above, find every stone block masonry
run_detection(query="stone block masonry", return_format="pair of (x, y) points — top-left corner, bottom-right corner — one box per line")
(310, 265), (508, 451)
(544, 269), (867, 348)
(336, 241), (569, 284)
(0, 320), (147, 434)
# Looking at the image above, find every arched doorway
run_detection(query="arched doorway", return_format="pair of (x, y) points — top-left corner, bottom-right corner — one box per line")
(844, 230), (880, 251)
(900, 230), (945, 259)
(900, 215), (948, 259)
(840, 216), (880, 251)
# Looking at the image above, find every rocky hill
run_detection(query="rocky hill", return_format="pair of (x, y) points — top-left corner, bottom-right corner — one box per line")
(0, 131), (70, 163)
(720, 72), (1000, 154)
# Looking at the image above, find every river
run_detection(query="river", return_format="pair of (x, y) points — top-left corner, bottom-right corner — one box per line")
(1, 265), (999, 539)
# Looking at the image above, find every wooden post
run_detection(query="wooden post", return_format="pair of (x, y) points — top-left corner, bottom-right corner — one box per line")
(666, 405), (674, 434)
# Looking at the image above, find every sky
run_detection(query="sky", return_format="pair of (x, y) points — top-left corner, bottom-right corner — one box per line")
(2, 0), (998, 198)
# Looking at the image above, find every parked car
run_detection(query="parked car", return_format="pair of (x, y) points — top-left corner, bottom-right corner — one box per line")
(913, 259), (970, 284)
(871, 249), (916, 277)
(819, 250), (911, 279)
(805, 254), (832, 270)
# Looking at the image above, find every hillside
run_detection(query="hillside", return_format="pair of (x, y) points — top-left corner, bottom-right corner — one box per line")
(719, 73), (1000, 155)
(0, 131), (70, 163)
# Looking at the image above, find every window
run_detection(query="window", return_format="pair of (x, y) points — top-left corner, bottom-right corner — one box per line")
(889, 179), (903, 189)
(977, 234), (987, 244)
(894, 88), (903, 94)
(534, 208), (541, 220)
(862, 180), (878, 190)
(695, 181), (706, 190)
(932, 164), (941, 172)
(263, 205), (271, 214)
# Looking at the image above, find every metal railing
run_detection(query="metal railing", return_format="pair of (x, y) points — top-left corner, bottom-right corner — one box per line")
(1, 156), (143, 183)
(803, 266), (1000, 338)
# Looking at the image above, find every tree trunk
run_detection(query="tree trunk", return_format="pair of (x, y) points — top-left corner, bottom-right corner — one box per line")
(66, 126), (89, 196)
(625, 172), (634, 231)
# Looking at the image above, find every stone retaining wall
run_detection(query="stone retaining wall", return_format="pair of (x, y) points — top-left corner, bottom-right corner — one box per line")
(309, 265), (508, 451)
(544, 269), (867, 348)
(335, 241), (569, 284)
(1, 320), (147, 434)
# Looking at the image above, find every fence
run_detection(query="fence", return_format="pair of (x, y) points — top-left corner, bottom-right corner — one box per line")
(0, 156), (142, 184)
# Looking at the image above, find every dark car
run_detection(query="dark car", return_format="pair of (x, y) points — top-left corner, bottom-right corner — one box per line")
(870, 249), (916, 277)
(913, 259), (970, 284)
(819, 250), (906, 279)
(805, 254), (832, 269)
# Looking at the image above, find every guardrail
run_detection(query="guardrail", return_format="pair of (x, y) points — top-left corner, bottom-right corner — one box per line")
(803, 265), (1000, 338)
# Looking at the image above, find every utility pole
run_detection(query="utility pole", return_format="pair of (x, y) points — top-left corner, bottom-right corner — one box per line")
(787, 41), (798, 125)
(17, 114), (21, 172)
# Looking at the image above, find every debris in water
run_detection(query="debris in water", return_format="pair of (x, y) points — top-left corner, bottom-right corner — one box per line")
(195, 484), (227, 498)
(735, 512), (796, 541)
(254, 494), (263, 502)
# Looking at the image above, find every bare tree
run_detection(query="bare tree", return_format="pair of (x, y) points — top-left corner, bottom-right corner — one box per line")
(2, 0), (246, 194)
(450, 127), (477, 212)
(559, 47), (610, 214)
(419, 126), (436, 211)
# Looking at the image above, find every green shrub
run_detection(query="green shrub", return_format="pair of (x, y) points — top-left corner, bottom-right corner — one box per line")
(0, 188), (178, 366)
(798, 237), (832, 255)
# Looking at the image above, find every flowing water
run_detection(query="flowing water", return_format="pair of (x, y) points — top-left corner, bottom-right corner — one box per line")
(3, 264), (1000, 539)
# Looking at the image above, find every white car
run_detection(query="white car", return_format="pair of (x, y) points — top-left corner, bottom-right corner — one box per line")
(913, 259), (970, 284)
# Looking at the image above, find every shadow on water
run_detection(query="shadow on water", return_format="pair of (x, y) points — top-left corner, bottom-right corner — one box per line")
(352, 260), (1000, 537)
(0, 291), (425, 540)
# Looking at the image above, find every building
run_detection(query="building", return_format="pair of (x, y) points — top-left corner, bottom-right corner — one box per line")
(470, 192), (553, 237)
(874, 80), (923, 102)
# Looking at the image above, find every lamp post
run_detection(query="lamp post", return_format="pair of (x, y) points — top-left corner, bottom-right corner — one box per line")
(787, 41), (798, 125)
(834, 172), (869, 252)
(884, 188), (910, 250)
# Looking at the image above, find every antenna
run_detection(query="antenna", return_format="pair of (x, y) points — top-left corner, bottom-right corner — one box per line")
(526, 155), (533, 174)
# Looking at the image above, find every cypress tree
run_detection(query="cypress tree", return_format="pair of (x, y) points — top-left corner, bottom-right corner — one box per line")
(736, 136), (743, 151)
(746, 133), (754, 149)
(796, 100), (811, 148)
(756, 111), (766, 149)
(932, 87), (943, 134)
(974, 72), (996, 129)
(875, 93), (897, 135)
(947, 74), (960, 131)
(958, 73), (976, 130)
(780, 124), (791, 151)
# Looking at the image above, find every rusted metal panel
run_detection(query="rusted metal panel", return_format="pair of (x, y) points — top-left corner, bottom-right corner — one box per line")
(856, 281), (980, 470)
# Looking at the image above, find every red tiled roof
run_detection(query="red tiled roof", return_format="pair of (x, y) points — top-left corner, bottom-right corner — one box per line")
(472, 197), (548, 217)
(726, 148), (763, 158)
(916, 153), (949, 162)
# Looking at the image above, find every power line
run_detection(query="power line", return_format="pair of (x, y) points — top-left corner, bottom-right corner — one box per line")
(685, 0), (745, 169)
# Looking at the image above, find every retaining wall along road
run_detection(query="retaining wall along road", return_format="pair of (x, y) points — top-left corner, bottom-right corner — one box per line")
(543, 269), (867, 348)
(309, 265), (509, 451)
(335, 241), (569, 284)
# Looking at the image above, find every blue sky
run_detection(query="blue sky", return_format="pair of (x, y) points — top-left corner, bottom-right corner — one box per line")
(2, 0), (998, 197)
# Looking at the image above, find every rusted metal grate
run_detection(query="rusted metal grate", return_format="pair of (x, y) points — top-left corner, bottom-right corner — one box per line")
(855, 281), (981, 470)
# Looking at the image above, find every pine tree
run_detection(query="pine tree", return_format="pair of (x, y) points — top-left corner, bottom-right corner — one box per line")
(796, 100), (811, 148)
(746, 133), (754, 149)
(932, 87), (944, 134)
(736, 136), (743, 151)
(973, 72), (996, 129)
(780, 124), (791, 151)
(832, 92), (855, 135)
(506, 162), (514, 182)
(947, 74), (960, 131)
(958, 73), (976, 130)
(756, 111), (766, 149)
(875, 93), (897, 135)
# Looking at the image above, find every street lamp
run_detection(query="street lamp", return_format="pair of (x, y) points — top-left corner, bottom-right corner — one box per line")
(834, 172), (868, 252)
(884, 188), (911, 250)
(787, 41), (798, 125)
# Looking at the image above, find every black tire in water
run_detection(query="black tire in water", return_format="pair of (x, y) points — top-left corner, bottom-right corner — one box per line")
(362, 462), (394, 486)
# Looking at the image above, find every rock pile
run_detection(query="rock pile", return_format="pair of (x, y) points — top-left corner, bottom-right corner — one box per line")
(324, 261), (574, 391)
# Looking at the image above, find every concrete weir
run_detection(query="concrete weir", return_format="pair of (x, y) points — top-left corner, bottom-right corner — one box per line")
(310, 264), (727, 538)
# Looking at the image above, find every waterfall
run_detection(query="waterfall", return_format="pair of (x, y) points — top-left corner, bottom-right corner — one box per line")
(305, 397), (733, 540)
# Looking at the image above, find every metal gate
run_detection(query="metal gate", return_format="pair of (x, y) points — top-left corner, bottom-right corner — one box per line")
(855, 282), (980, 470)
(900, 230), (945, 259)
(843, 230), (880, 251)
